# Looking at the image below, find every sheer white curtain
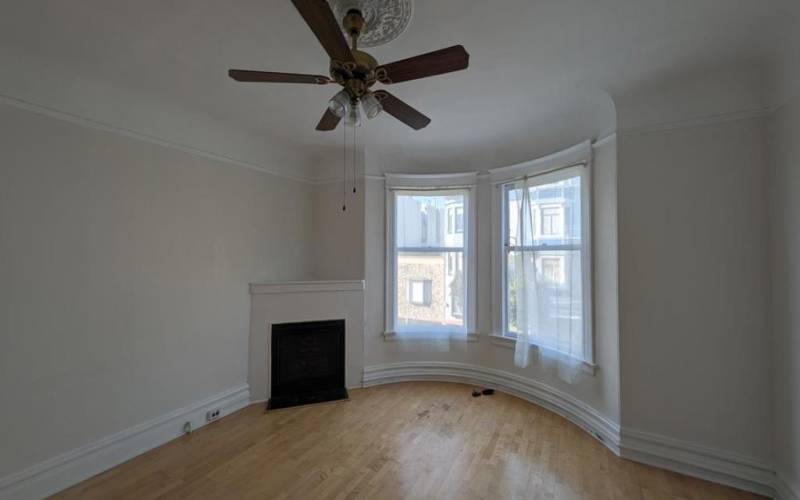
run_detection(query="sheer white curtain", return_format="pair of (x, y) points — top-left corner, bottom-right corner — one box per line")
(511, 174), (585, 383)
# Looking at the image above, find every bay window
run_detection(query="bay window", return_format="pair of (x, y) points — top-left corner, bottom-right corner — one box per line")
(491, 148), (593, 365)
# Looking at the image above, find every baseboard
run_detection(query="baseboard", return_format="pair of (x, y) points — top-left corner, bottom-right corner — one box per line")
(774, 473), (800, 500)
(363, 362), (784, 498)
(362, 361), (621, 455)
(0, 384), (251, 500)
(619, 428), (775, 497)
(2, 373), (787, 500)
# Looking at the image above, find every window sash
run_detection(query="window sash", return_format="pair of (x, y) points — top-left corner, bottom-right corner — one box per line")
(505, 244), (581, 252)
(498, 166), (591, 362)
(398, 246), (465, 252)
(389, 188), (471, 335)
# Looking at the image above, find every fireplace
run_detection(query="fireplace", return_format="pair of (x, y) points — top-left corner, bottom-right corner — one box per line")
(268, 319), (347, 410)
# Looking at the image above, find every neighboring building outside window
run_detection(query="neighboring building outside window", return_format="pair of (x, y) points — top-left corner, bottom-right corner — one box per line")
(446, 205), (465, 235)
(420, 211), (428, 244)
(540, 256), (565, 283)
(454, 206), (464, 234)
(540, 205), (563, 237)
(408, 279), (432, 306)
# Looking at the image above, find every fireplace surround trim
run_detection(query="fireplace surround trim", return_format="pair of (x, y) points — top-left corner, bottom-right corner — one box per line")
(250, 280), (365, 295)
(247, 280), (366, 403)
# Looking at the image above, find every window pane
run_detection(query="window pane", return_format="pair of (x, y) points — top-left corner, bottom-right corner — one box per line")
(506, 249), (583, 357)
(397, 250), (464, 332)
(396, 193), (465, 248)
(503, 171), (586, 360)
(506, 176), (581, 247)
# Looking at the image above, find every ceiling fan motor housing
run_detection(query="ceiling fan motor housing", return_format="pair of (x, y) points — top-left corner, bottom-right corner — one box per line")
(330, 50), (378, 98)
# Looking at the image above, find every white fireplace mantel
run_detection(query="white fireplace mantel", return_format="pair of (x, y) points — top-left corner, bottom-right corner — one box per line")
(249, 280), (365, 295)
(248, 280), (366, 403)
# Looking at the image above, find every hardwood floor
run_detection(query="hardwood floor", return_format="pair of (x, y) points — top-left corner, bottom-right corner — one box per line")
(52, 382), (764, 499)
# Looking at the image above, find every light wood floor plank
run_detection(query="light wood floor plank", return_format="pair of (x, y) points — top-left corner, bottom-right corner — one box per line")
(50, 382), (765, 500)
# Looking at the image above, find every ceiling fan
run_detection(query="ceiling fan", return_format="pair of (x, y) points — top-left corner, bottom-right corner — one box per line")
(228, 0), (469, 131)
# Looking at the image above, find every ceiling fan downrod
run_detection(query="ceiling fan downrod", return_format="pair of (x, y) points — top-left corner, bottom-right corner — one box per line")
(343, 9), (364, 51)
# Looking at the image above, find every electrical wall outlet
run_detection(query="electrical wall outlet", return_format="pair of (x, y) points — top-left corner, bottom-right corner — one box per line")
(205, 408), (221, 422)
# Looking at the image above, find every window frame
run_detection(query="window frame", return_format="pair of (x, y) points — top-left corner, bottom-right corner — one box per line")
(384, 173), (478, 340)
(491, 159), (594, 364)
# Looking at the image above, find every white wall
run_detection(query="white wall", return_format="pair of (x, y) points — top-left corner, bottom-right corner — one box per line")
(311, 178), (365, 280)
(617, 117), (771, 461)
(362, 139), (621, 425)
(0, 103), (314, 478)
(767, 94), (800, 497)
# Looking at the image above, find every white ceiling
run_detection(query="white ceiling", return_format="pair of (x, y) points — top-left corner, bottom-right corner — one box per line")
(1, 0), (798, 175)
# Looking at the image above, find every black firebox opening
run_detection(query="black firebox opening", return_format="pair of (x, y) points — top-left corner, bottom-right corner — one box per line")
(268, 319), (347, 410)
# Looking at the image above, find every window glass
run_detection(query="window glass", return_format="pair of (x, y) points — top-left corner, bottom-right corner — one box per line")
(394, 191), (467, 334)
(502, 174), (586, 359)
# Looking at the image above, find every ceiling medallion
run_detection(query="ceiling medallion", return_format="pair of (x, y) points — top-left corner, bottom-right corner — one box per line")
(330, 0), (413, 48)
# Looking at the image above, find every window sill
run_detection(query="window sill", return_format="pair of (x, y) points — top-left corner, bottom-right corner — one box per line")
(383, 331), (479, 343)
(487, 334), (598, 376)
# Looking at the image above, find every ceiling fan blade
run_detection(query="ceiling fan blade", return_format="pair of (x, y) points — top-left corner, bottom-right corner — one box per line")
(376, 45), (469, 84)
(228, 70), (331, 84)
(316, 108), (341, 131)
(374, 90), (431, 130)
(291, 0), (355, 64)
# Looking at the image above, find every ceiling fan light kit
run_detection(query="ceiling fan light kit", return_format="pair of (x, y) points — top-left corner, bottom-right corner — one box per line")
(328, 89), (351, 118)
(345, 103), (362, 127)
(361, 90), (382, 119)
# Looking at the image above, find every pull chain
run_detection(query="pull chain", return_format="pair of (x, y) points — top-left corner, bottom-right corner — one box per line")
(342, 120), (347, 211)
(352, 121), (357, 194)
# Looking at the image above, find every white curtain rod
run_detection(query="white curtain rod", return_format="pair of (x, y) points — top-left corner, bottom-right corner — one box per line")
(490, 161), (588, 187)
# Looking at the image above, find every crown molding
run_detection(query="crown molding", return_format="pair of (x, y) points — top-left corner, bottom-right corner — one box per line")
(6, 87), (784, 185)
(620, 106), (775, 136)
(592, 131), (617, 148)
(770, 91), (799, 116)
(0, 93), (315, 185)
(355, 135), (615, 183)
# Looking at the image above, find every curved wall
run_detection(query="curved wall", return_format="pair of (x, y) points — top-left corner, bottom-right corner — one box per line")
(312, 67), (785, 496)
(360, 138), (621, 433)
